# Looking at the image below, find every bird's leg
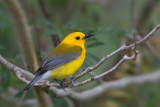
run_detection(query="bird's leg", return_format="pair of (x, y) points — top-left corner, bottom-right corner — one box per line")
(55, 79), (66, 91)
(68, 76), (75, 87)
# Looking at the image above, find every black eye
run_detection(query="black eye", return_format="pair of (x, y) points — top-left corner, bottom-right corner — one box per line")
(75, 36), (80, 40)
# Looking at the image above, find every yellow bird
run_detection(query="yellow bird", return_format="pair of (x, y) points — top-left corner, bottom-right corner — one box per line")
(24, 32), (94, 90)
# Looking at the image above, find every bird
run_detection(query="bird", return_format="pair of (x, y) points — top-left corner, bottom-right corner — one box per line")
(24, 32), (94, 90)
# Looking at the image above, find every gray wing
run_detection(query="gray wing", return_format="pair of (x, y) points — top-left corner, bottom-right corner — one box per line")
(24, 52), (81, 90)
(35, 45), (82, 75)
(41, 53), (80, 71)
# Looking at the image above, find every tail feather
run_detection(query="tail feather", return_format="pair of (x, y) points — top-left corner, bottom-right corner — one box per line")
(24, 74), (43, 91)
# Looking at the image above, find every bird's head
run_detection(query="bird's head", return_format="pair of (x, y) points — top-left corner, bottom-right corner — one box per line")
(62, 32), (94, 47)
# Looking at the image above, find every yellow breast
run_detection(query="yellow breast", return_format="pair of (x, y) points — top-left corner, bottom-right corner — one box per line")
(49, 48), (86, 80)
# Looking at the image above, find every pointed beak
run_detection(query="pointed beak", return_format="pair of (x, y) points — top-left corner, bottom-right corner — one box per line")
(83, 34), (95, 39)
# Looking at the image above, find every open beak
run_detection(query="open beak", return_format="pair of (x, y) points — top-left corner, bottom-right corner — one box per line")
(83, 34), (95, 39)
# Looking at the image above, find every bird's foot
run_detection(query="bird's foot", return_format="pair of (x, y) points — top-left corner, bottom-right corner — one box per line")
(68, 76), (76, 87)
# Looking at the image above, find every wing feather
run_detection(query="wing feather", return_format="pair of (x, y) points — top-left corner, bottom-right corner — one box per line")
(35, 44), (82, 75)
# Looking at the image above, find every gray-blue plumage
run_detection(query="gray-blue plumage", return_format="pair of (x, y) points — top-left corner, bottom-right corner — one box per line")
(42, 53), (81, 71)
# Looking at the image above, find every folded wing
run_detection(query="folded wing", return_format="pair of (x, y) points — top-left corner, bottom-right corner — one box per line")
(24, 44), (82, 90)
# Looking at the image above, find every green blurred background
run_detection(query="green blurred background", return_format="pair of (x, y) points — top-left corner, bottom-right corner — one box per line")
(0, 0), (160, 107)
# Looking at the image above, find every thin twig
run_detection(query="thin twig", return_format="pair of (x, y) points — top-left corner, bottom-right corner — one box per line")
(73, 53), (137, 87)
(88, 72), (104, 84)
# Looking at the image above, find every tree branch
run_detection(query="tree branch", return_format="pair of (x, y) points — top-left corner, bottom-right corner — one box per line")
(49, 69), (160, 100)
(72, 53), (137, 87)
(0, 54), (60, 87)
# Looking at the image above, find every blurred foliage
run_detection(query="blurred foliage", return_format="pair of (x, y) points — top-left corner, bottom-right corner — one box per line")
(1, 67), (10, 90)
(0, 0), (160, 107)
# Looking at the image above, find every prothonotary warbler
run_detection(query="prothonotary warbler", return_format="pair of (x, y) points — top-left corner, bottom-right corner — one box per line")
(24, 32), (94, 90)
